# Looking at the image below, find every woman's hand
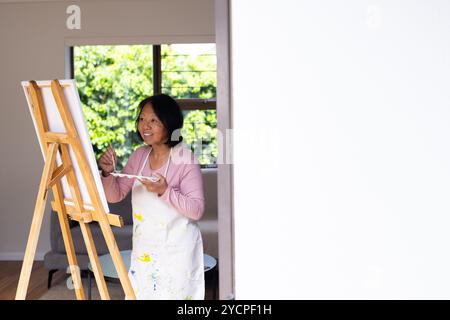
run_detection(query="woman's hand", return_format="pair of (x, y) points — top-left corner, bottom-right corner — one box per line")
(98, 144), (117, 177)
(138, 173), (168, 196)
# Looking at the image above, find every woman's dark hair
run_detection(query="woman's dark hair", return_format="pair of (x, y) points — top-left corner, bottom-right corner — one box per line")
(135, 94), (184, 147)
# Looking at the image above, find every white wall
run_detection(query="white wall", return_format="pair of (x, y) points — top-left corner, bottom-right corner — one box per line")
(231, 0), (450, 299)
(0, 0), (214, 260)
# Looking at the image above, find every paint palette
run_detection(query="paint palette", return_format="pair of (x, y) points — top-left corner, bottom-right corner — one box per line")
(110, 172), (160, 182)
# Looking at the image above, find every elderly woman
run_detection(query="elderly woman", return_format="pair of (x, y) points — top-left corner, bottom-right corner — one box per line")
(98, 94), (205, 300)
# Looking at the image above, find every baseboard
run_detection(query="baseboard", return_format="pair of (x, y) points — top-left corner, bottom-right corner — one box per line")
(0, 252), (45, 261)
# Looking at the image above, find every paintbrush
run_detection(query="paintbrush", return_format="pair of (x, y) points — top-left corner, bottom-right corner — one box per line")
(110, 143), (116, 172)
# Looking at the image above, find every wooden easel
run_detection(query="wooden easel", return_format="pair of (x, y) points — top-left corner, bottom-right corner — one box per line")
(15, 80), (136, 300)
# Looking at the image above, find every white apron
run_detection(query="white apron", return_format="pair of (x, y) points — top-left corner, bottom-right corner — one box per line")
(127, 147), (205, 300)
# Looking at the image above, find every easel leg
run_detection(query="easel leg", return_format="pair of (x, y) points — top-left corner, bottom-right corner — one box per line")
(79, 222), (110, 299)
(58, 143), (110, 299)
(15, 143), (58, 300)
(98, 222), (135, 299)
(52, 180), (86, 299)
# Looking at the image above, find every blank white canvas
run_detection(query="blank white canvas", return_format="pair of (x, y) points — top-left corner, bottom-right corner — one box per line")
(231, 0), (450, 299)
(22, 79), (109, 214)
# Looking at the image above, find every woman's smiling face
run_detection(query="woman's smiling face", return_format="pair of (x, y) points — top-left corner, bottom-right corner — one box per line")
(137, 103), (168, 146)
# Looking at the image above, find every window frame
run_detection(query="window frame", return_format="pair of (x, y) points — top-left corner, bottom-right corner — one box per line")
(153, 44), (217, 111)
(153, 45), (218, 168)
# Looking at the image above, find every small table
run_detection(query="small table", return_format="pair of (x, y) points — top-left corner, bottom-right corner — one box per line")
(87, 250), (218, 299)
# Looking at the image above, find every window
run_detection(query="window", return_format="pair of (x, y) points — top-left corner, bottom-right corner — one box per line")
(161, 44), (217, 167)
(73, 43), (217, 169)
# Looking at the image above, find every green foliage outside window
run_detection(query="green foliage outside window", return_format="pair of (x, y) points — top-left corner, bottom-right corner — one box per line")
(74, 44), (217, 169)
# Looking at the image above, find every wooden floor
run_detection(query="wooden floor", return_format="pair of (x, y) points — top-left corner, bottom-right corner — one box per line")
(0, 261), (216, 300)
(0, 261), (64, 300)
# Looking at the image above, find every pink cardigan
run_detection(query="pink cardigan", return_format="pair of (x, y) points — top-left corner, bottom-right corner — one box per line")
(100, 143), (205, 221)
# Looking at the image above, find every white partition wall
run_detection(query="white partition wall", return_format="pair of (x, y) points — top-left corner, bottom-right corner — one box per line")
(231, 0), (450, 299)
